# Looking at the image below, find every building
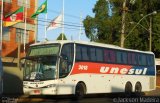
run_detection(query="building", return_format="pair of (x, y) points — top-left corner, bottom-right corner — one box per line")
(0, 0), (38, 94)
(155, 58), (160, 74)
(0, 0), (38, 59)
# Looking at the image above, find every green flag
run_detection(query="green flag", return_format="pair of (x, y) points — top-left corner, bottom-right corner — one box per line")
(31, 0), (47, 18)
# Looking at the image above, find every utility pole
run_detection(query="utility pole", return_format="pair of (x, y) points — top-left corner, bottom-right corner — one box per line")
(62, 0), (64, 40)
(149, 17), (152, 51)
(17, 34), (21, 67)
(120, 0), (127, 48)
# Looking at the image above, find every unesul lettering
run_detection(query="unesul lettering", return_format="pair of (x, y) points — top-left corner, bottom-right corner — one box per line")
(100, 67), (147, 75)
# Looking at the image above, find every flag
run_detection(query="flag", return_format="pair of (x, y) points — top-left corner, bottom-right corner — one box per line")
(46, 14), (63, 31)
(31, 0), (47, 18)
(3, 7), (24, 27)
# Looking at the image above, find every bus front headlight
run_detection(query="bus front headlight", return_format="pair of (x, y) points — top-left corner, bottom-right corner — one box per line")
(23, 85), (30, 89)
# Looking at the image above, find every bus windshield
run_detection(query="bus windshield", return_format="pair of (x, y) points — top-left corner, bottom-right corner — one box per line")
(23, 44), (60, 80)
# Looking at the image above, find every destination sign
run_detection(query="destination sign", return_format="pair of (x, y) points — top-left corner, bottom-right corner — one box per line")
(29, 45), (59, 56)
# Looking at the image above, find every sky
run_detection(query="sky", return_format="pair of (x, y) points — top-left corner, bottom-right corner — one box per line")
(37, 0), (97, 42)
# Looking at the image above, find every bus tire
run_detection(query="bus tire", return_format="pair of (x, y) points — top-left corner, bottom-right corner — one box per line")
(75, 82), (86, 99)
(125, 82), (132, 97)
(135, 82), (142, 96)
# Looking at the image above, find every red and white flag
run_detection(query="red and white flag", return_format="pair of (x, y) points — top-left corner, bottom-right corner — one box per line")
(47, 14), (63, 31)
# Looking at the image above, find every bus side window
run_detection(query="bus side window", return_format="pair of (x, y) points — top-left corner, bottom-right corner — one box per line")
(96, 48), (103, 62)
(81, 46), (89, 61)
(122, 52), (127, 64)
(141, 54), (147, 66)
(128, 53), (137, 65)
(117, 51), (124, 64)
(76, 45), (82, 61)
(137, 54), (142, 65)
(104, 49), (116, 63)
(116, 51), (121, 64)
(116, 51), (127, 64)
(128, 52), (132, 64)
(104, 50), (110, 63)
(76, 45), (90, 61)
(134, 53), (138, 65)
(110, 50), (116, 63)
(90, 47), (96, 61)
(146, 55), (154, 66)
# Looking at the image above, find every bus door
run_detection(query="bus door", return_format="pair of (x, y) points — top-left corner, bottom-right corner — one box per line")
(58, 43), (74, 94)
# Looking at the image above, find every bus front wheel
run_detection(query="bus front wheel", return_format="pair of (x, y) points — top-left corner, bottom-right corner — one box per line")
(75, 83), (86, 99)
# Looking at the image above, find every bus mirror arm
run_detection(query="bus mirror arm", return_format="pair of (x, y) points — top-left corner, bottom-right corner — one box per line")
(58, 55), (63, 59)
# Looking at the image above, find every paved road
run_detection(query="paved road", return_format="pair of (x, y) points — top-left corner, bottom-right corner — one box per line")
(1, 90), (160, 103)
(1, 86), (160, 103)
(2, 94), (114, 103)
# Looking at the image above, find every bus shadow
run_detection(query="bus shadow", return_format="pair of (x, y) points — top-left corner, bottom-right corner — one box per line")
(3, 71), (23, 95)
(20, 85), (146, 103)
(27, 86), (125, 101)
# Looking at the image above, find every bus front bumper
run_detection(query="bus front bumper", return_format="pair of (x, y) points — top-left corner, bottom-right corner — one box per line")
(23, 87), (57, 95)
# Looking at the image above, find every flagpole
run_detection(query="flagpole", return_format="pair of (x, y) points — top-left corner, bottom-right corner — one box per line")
(34, 17), (38, 43)
(45, 13), (47, 40)
(0, 0), (3, 94)
(35, 0), (39, 43)
(62, 0), (64, 40)
(24, 0), (27, 55)
(44, 0), (48, 40)
(0, 0), (4, 56)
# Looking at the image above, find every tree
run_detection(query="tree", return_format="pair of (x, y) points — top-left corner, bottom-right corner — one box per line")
(83, 0), (121, 44)
(57, 33), (67, 40)
(124, 0), (160, 57)
(83, 0), (160, 57)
